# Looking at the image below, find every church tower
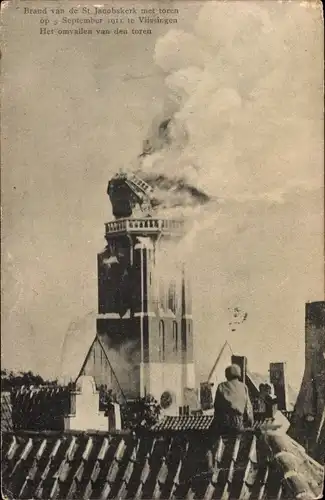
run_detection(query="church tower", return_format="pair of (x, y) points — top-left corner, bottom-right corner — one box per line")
(94, 173), (195, 412)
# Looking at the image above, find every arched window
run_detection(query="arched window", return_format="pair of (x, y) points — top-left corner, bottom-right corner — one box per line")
(182, 323), (189, 350)
(172, 321), (178, 353)
(159, 280), (166, 311)
(159, 320), (165, 361)
(168, 281), (177, 313)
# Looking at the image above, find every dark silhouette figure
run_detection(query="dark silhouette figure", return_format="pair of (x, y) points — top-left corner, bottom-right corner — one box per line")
(206, 364), (254, 472)
(212, 364), (254, 434)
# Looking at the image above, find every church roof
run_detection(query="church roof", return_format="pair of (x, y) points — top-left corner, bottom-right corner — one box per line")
(152, 415), (213, 431)
(151, 414), (286, 433)
(2, 429), (323, 500)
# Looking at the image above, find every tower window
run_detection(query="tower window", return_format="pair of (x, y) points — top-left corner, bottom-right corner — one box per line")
(182, 322), (189, 350)
(159, 280), (166, 311)
(172, 321), (178, 353)
(159, 320), (165, 361)
(109, 240), (117, 255)
(168, 281), (177, 314)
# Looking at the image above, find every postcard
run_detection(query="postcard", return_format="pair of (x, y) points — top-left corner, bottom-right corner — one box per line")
(1, 1), (324, 498)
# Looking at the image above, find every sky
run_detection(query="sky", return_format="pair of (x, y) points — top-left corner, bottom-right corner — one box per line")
(1, 0), (324, 391)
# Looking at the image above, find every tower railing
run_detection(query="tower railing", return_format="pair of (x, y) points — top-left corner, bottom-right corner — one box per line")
(105, 218), (184, 236)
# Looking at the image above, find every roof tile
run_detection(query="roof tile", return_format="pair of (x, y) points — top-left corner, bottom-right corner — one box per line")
(1, 392), (13, 431)
(133, 458), (150, 499)
(128, 439), (152, 498)
(153, 416), (214, 432)
(104, 458), (120, 484)
(6, 435), (18, 461)
(254, 465), (269, 500)
(1, 429), (323, 500)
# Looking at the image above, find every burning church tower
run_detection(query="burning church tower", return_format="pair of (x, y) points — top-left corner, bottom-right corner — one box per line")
(80, 172), (197, 413)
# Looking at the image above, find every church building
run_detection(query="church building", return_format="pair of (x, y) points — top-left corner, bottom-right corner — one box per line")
(78, 173), (196, 414)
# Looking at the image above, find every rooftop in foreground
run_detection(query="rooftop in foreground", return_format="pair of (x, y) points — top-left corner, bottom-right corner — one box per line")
(2, 427), (323, 500)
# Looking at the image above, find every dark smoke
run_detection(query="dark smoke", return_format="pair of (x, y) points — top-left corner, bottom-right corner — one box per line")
(137, 116), (211, 211)
(139, 172), (211, 206)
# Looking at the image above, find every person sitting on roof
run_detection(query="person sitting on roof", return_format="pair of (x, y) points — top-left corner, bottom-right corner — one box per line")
(212, 364), (254, 435)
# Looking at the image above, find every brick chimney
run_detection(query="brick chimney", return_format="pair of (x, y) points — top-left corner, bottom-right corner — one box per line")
(269, 362), (288, 411)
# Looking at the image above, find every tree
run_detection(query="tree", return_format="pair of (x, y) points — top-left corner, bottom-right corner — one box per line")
(98, 384), (118, 412)
(1, 369), (58, 392)
(121, 395), (161, 430)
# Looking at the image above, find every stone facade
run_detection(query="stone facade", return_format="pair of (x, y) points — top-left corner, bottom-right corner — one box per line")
(291, 301), (325, 461)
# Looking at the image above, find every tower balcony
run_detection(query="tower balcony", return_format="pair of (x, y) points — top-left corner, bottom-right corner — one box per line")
(105, 218), (185, 238)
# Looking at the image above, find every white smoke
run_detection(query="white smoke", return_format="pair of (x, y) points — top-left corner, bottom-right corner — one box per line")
(131, 1), (322, 387)
(137, 0), (322, 209)
(100, 338), (140, 397)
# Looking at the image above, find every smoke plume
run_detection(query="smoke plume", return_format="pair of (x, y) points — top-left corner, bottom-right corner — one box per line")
(134, 0), (322, 221)
(129, 1), (322, 388)
(99, 337), (141, 399)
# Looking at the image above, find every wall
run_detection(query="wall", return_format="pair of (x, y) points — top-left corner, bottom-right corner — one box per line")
(140, 361), (197, 413)
(80, 336), (138, 401)
(97, 235), (132, 316)
(64, 376), (108, 432)
(94, 227), (195, 408)
(144, 362), (183, 413)
(291, 301), (325, 459)
(81, 338), (115, 387)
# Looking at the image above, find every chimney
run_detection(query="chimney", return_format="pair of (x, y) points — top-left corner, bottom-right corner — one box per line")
(259, 383), (278, 418)
(200, 382), (213, 411)
(269, 362), (288, 411)
(303, 301), (325, 421)
(231, 355), (247, 384)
